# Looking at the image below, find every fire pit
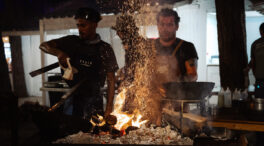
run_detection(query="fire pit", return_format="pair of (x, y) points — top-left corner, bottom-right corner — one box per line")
(53, 124), (193, 145)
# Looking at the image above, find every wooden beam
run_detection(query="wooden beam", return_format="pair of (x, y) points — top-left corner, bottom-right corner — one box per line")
(163, 108), (207, 123)
(9, 36), (28, 97)
(208, 120), (264, 132)
(41, 15), (119, 30)
(39, 19), (47, 106)
(40, 87), (70, 92)
(1, 31), (39, 36)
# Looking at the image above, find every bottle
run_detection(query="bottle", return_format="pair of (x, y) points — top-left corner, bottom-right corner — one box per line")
(224, 87), (232, 108)
(241, 89), (248, 100)
(232, 88), (241, 108)
(218, 88), (224, 108)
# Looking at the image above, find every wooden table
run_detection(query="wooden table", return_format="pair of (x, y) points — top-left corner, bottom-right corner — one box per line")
(206, 105), (264, 132)
(208, 119), (264, 132)
(206, 117), (264, 146)
(163, 107), (264, 132)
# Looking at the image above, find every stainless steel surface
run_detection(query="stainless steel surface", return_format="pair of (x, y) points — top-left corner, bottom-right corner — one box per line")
(163, 82), (215, 100)
(252, 98), (264, 111)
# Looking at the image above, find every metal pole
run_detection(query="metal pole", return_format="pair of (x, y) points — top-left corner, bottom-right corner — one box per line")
(180, 101), (184, 135)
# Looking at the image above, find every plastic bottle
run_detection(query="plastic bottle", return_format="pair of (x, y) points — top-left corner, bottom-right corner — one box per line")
(232, 88), (241, 101)
(241, 89), (248, 100)
(232, 88), (241, 108)
(224, 87), (232, 107)
(218, 88), (224, 108)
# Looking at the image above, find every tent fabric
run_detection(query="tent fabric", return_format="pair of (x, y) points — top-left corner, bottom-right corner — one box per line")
(0, 0), (185, 31)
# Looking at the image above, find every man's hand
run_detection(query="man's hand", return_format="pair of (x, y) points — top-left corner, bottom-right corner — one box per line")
(57, 51), (69, 68)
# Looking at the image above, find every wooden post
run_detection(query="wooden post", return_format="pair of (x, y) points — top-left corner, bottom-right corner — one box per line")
(39, 19), (47, 106)
(0, 32), (12, 93)
(10, 36), (28, 97)
(215, 0), (248, 91)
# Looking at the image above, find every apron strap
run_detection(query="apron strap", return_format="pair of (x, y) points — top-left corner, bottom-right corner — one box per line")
(151, 39), (156, 52)
(172, 40), (184, 56)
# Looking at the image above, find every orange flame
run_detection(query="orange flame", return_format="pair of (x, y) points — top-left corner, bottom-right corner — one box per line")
(111, 88), (148, 131)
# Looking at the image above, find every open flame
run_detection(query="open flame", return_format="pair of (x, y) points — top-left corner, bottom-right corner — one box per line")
(111, 88), (148, 131)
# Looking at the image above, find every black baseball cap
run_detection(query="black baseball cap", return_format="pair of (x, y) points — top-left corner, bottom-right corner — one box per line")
(74, 7), (102, 23)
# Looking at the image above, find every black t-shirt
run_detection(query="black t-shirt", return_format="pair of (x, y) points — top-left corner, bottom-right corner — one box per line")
(51, 35), (118, 94)
(155, 38), (198, 76)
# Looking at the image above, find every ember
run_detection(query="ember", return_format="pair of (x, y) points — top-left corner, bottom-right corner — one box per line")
(111, 88), (148, 131)
(53, 125), (193, 145)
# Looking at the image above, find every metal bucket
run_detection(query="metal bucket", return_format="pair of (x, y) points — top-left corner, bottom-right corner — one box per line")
(251, 98), (264, 111)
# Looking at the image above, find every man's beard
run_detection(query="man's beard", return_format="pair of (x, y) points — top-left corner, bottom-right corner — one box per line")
(79, 32), (90, 40)
(160, 33), (175, 42)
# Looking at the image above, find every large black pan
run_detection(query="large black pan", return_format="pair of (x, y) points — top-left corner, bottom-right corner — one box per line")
(163, 82), (215, 100)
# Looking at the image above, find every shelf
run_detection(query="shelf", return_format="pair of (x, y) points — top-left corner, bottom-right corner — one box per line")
(40, 87), (71, 92)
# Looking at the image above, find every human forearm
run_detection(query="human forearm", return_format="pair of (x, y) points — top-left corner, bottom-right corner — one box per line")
(185, 58), (198, 81)
(39, 41), (62, 56)
(39, 41), (69, 67)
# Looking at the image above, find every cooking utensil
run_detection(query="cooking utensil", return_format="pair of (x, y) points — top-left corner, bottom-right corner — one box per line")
(29, 62), (59, 77)
(249, 98), (264, 111)
(246, 97), (264, 121)
(162, 82), (214, 135)
(48, 78), (86, 112)
(163, 82), (215, 100)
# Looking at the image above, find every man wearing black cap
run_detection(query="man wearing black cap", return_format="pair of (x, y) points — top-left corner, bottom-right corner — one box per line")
(39, 7), (119, 119)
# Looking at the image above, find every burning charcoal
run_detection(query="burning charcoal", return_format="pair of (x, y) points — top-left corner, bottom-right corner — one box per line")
(125, 126), (139, 134)
(91, 115), (101, 124)
(100, 124), (111, 132)
(90, 114), (106, 127)
(54, 124), (194, 145)
(92, 126), (100, 135)
(111, 128), (121, 136)
(105, 115), (117, 125)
